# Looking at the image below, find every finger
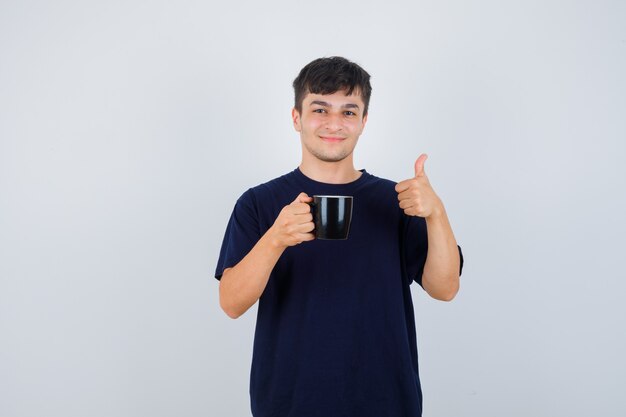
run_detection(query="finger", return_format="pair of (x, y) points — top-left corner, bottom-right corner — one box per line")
(292, 202), (312, 214)
(297, 221), (315, 233)
(399, 199), (417, 210)
(414, 154), (428, 177)
(293, 212), (313, 223)
(404, 208), (422, 217)
(394, 179), (412, 193)
(397, 186), (420, 202)
(293, 192), (312, 204)
(297, 232), (316, 242)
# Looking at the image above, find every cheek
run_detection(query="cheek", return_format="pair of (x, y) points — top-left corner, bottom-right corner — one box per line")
(305, 119), (324, 132)
(349, 122), (364, 135)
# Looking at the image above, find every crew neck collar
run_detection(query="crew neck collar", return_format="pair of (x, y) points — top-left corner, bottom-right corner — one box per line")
(293, 167), (370, 189)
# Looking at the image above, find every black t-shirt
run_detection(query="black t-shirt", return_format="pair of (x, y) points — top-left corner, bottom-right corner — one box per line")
(215, 168), (463, 417)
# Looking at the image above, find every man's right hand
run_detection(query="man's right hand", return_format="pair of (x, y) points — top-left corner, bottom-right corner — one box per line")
(269, 192), (315, 248)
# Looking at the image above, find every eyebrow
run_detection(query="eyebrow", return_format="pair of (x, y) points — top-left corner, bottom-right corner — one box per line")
(310, 100), (360, 110)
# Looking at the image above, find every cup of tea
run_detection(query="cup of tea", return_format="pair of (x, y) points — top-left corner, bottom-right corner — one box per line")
(309, 195), (353, 240)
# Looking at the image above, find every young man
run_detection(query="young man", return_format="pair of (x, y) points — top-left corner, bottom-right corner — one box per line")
(215, 56), (463, 417)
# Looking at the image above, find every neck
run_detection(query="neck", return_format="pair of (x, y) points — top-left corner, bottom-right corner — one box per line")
(299, 155), (362, 184)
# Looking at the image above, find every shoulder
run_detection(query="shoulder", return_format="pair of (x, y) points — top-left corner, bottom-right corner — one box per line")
(361, 171), (399, 198)
(245, 170), (297, 200)
(254, 171), (295, 191)
(233, 171), (299, 217)
(362, 170), (397, 187)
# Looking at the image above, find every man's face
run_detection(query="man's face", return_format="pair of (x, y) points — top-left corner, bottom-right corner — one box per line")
(292, 90), (368, 163)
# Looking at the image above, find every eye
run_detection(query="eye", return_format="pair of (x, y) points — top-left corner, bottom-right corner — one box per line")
(313, 108), (326, 113)
(344, 111), (356, 116)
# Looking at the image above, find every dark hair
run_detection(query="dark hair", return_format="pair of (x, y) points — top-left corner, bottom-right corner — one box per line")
(292, 56), (372, 117)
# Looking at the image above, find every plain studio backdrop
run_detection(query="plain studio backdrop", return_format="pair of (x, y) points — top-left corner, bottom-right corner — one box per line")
(1, 1), (625, 416)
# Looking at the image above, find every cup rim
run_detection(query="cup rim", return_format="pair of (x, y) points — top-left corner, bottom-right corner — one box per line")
(312, 195), (353, 198)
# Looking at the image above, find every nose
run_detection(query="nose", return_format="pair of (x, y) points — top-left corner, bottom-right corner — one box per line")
(324, 113), (343, 132)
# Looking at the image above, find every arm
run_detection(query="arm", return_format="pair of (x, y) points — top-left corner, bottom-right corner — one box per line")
(395, 154), (461, 301)
(219, 233), (285, 319)
(422, 206), (460, 301)
(219, 193), (315, 318)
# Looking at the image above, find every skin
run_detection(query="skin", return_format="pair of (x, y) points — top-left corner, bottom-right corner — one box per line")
(395, 154), (460, 300)
(219, 89), (460, 319)
(293, 91), (368, 184)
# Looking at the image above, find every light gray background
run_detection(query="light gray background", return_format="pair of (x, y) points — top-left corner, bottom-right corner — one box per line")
(1, 0), (625, 416)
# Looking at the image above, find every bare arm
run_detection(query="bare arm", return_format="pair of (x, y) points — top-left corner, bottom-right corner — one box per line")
(219, 193), (315, 318)
(219, 233), (286, 318)
(396, 154), (461, 302)
(422, 206), (460, 301)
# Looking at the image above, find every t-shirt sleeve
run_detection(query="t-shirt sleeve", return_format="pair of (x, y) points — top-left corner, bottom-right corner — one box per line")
(402, 215), (465, 286)
(402, 214), (429, 286)
(214, 189), (262, 280)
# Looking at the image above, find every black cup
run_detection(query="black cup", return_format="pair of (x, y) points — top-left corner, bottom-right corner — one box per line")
(309, 195), (353, 240)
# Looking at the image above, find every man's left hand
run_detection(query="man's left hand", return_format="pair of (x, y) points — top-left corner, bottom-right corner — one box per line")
(395, 153), (444, 218)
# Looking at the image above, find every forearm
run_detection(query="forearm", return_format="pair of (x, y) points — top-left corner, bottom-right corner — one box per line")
(422, 206), (460, 301)
(219, 228), (286, 318)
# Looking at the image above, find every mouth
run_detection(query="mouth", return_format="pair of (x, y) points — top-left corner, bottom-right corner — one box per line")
(320, 136), (346, 143)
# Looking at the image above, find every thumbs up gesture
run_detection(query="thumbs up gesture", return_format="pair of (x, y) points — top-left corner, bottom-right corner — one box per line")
(394, 154), (444, 218)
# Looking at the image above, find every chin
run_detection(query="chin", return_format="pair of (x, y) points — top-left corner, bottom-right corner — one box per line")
(318, 154), (350, 163)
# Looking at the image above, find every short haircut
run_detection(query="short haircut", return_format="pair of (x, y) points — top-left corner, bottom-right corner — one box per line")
(292, 56), (372, 117)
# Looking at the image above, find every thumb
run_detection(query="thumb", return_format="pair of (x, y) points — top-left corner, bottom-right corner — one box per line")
(293, 192), (312, 203)
(414, 154), (428, 177)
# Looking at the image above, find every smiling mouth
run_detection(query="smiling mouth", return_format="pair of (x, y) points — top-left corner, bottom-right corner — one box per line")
(320, 136), (346, 143)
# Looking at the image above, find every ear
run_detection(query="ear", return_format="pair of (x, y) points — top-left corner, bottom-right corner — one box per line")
(292, 108), (302, 132)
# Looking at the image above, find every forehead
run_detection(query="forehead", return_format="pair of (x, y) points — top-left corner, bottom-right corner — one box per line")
(303, 90), (365, 107)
